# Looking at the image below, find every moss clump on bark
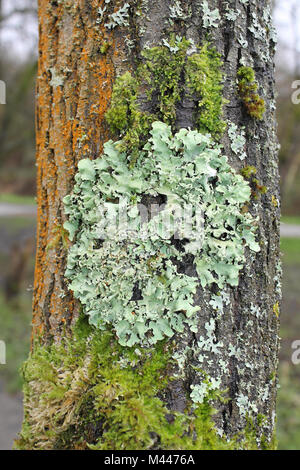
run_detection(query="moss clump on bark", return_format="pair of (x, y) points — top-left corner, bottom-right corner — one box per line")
(105, 71), (155, 166)
(237, 66), (266, 120)
(186, 43), (225, 136)
(241, 165), (268, 199)
(15, 316), (274, 450)
(105, 38), (226, 162)
(140, 36), (190, 125)
(15, 316), (239, 450)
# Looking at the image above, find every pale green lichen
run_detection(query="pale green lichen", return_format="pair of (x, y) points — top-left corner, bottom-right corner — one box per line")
(169, 1), (186, 20)
(105, 3), (130, 29)
(190, 376), (222, 405)
(228, 121), (247, 161)
(202, 1), (220, 28)
(63, 121), (259, 347)
(236, 394), (258, 418)
(49, 67), (64, 88)
(247, 8), (277, 63)
(224, 3), (239, 22)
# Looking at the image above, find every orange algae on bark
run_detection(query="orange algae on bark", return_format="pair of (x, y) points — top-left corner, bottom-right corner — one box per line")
(33, 0), (128, 341)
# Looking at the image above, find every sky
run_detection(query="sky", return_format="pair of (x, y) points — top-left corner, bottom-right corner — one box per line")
(0, 0), (38, 61)
(274, 0), (300, 74)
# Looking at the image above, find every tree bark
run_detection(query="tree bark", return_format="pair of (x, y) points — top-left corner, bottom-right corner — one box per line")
(21, 0), (280, 449)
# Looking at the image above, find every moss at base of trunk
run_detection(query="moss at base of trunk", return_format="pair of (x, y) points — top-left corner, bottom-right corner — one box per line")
(15, 316), (275, 450)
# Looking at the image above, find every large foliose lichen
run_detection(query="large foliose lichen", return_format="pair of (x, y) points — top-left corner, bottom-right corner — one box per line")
(63, 121), (259, 347)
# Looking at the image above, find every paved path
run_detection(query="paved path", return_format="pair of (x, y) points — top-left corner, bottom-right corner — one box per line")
(0, 203), (36, 218)
(280, 223), (300, 238)
(0, 204), (34, 449)
(0, 386), (23, 450)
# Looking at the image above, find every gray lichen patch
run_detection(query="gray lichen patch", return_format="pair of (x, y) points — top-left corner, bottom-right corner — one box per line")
(63, 122), (259, 348)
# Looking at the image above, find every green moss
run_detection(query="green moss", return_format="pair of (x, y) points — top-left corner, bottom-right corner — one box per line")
(238, 66), (255, 83)
(186, 43), (226, 136)
(241, 165), (257, 179)
(252, 178), (267, 196)
(241, 166), (267, 199)
(105, 38), (226, 162)
(140, 36), (190, 126)
(16, 316), (273, 450)
(273, 302), (280, 318)
(237, 66), (266, 120)
(105, 71), (155, 166)
(105, 71), (148, 135)
(15, 317), (227, 450)
(100, 41), (110, 54)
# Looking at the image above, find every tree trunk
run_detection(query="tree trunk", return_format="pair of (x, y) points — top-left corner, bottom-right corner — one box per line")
(17, 0), (280, 450)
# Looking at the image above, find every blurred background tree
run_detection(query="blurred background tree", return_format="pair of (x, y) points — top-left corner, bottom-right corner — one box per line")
(0, 0), (37, 450)
(0, 0), (37, 195)
(275, 0), (300, 214)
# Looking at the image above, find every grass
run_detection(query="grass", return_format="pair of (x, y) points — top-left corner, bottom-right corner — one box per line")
(0, 293), (32, 392)
(280, 238), (300, 265)
(277, 236), (300, 449)
(0, 216), (36, 232)
(281, 215), (300, 225)
(0, 193), (36, 206)
(0, 214), (36, 393)
(277, 362), (300, 450)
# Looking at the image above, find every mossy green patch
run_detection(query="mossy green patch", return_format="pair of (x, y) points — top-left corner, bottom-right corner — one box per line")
(241, 165), (267, 199)
(237, 66), (266, 120)
(16, 316), (273, 450)
(15, 317), (231, 450)
(105, 38), (226, 162)
(100, 41), (110, 54)
(140, 36), (190, 126)
(105, 71), (155, 167)
(186, 43), (226, 136)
